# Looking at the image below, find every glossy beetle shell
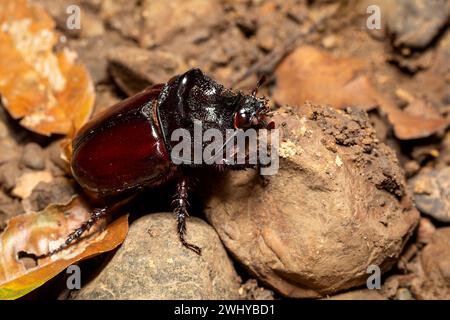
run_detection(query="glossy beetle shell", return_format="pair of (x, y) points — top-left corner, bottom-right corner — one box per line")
(71, 84), (173, 196)
(71, 68), (270, 199)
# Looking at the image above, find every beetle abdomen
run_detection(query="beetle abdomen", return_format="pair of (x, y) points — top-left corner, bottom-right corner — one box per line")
(71, 85), (173, 196)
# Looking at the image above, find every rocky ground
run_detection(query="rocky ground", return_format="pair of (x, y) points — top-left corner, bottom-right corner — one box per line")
(0, 0), (449, 300)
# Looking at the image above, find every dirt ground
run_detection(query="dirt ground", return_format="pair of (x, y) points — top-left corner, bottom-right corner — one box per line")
(0, 0), (449, 300)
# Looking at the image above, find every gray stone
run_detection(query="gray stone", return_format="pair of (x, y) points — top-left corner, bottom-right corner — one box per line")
(409, 167), (450, 222)
(25, 177), (77, 211)
(74, 213), (241, 300)
(21, 143), (46, 170)
(0, 160), (22, 191)
(0, 138), (20, 165)
(385, 0), (450, 49)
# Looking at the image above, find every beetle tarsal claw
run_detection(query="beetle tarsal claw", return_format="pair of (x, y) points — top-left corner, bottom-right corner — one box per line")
(172, 178), (202, 255)
(174, 206), (202, 255)
(180, 235), (202, 255)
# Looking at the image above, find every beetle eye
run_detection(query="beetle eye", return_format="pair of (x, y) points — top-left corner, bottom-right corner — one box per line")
(233, 110), (252, 129)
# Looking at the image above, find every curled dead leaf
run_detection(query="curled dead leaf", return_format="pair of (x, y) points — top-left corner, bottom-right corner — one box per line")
(0, 196), (128, 299)
(0, 0), (95, 136)
(274, 46), (450, 140)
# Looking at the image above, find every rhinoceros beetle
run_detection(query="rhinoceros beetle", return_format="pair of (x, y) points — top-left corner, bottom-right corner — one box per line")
(55, 68), (274, 255)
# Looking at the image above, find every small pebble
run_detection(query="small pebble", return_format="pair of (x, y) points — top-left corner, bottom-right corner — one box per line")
(0, 121), (9, 139)
(322, 35), (337, 49)
(409, 167), (450, 223)
(0, 161), (22, 191)
(395, 288), (414, 300)
(21, 143), (46, 170)
(417, 218), (436, 244)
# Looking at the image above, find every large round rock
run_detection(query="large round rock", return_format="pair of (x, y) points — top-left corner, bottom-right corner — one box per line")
(200, 104), (419, 298)
(75, 213), (241, 299)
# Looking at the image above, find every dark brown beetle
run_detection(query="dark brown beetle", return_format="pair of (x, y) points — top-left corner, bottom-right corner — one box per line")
(56, 68), (273, 255)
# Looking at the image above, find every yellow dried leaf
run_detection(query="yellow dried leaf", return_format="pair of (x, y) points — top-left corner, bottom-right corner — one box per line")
(0, 0), (95, 136)
(0, 196), (129, 299)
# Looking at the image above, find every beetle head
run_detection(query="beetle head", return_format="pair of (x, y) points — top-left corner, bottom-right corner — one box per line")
(232, 94), (274, 130)
(233, 74), (274, 130)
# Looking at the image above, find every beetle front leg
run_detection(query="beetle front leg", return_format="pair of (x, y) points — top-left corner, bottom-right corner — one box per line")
(172, 177), (202, 255)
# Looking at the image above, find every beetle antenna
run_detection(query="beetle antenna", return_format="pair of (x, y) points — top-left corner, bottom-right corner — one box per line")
(252, 74), (267, 96)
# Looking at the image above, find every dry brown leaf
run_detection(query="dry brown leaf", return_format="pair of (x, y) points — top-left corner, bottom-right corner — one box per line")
(404, 99), (444, 120)
(273, 46), (377, 111)
(0, 196), (129, 299)
(384, 104), (450, 140)
(0, 0), (95, 136)
(274, 46), (450, 140)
